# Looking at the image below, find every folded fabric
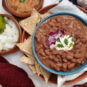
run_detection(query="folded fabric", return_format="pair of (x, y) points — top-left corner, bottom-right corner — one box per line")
(74, 83), (87, 87)
(0, 56), (8, 63)
(0, 56), (35, 87)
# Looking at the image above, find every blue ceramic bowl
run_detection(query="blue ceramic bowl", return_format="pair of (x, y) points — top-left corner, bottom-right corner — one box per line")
(32, 12), (87, 75)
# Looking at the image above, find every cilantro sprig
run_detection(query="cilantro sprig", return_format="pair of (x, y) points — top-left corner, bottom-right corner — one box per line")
(56, 34), (74, 49)
(72, 38), (74, 42)
(57, 44), (64, 48)
(57, 38), (61, 42)
(64, 38), (68, 45)
(68, 34), (72, 38)
(69, 43), (73, 48)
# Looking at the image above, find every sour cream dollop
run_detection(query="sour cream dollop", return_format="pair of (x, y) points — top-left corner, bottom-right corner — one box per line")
(0, 17), (19, 51)
(47, 30), (74, 51)
(50, 35), (74, 50)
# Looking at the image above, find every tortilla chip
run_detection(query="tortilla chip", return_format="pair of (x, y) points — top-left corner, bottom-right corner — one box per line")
(20, 56), (35, 65)
(20, 9), (41, 35)
(40, 13), (51, 20)
(31, 9), (40, 17)
(17, 36), (35, 64)
(20, 9), (50, 35)
(18, 9), (51, 82)
(28, 64), (37, 74)
(17, 36), (33, 56)
(20, 55), (51, 82)
(35, 62), (51, 83)
(20, 55), (37, 74)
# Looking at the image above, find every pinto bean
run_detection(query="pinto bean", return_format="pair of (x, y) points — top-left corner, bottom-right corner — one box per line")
(51, 18), (56, 23)
(55, 67), (60, 71)
(76, 59), (82, 64)
(74, 53), (81, 59)
(36, 45), (42, 52)
(75, 39), (80, 44)
(63, 59), (67, 63)
(57, 51), (64, 55)
(71, 59), (76, 63)
(51, 49), (59, 55)
(81, 61), (85, 64)
(45, 49), (50, 55)
(53, 27), (57, 31)
(67, 55), (73, 60)
(39, 49), (46, 56)
(49, 22), (55, 27)
(56, 63), (62, 67)
(75, 42), (82, 49)
(81, 38), (87, 43)
(68, 63), (75, 69)
(43, 43), (49, 49)
(63, 68), (68, 72)
(62, 53), (66, 59)
(62, 63), (67, 69)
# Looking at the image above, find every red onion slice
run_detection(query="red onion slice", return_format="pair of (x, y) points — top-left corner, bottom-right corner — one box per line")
(46, 40), (51, 46)
(46, 37), (56, 46)
(49, 31), (58, 37)
(46, 29), (65, 46)
(59, 30), (65, 37)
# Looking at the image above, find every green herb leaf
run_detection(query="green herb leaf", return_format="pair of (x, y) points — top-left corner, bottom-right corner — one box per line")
(57, 38), (61, 42)
(57, 44), (64, 48)
(19, 0), (25, 2)
(69, 43), (73, 48)
(72, 38), (74, 42)
(69, 34), (72, 38)
(64, 39), (68, 45)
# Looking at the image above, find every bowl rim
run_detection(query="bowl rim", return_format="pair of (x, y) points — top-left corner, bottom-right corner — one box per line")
(32, 12), (87, 75)
(0, 14), (22, 54)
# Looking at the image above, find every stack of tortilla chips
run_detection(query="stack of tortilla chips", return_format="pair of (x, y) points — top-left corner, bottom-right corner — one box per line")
(17, 9), (51, 82)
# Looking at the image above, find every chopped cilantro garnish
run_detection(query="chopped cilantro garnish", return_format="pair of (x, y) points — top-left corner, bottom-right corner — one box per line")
(57, 38), (61, 42)
(64, 39), (68, 45)
(69, 34), (72, 38)
(72, 38), (74, 42)
(57, 44), (64, 48)
(69, 43), (73, 48)
(19, 0), (25, 2)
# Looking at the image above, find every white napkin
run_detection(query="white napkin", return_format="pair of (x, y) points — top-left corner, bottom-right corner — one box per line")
(49, 0), (87, 87)
(49, 0), (87, 20)
(43, 0), (59, 7)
